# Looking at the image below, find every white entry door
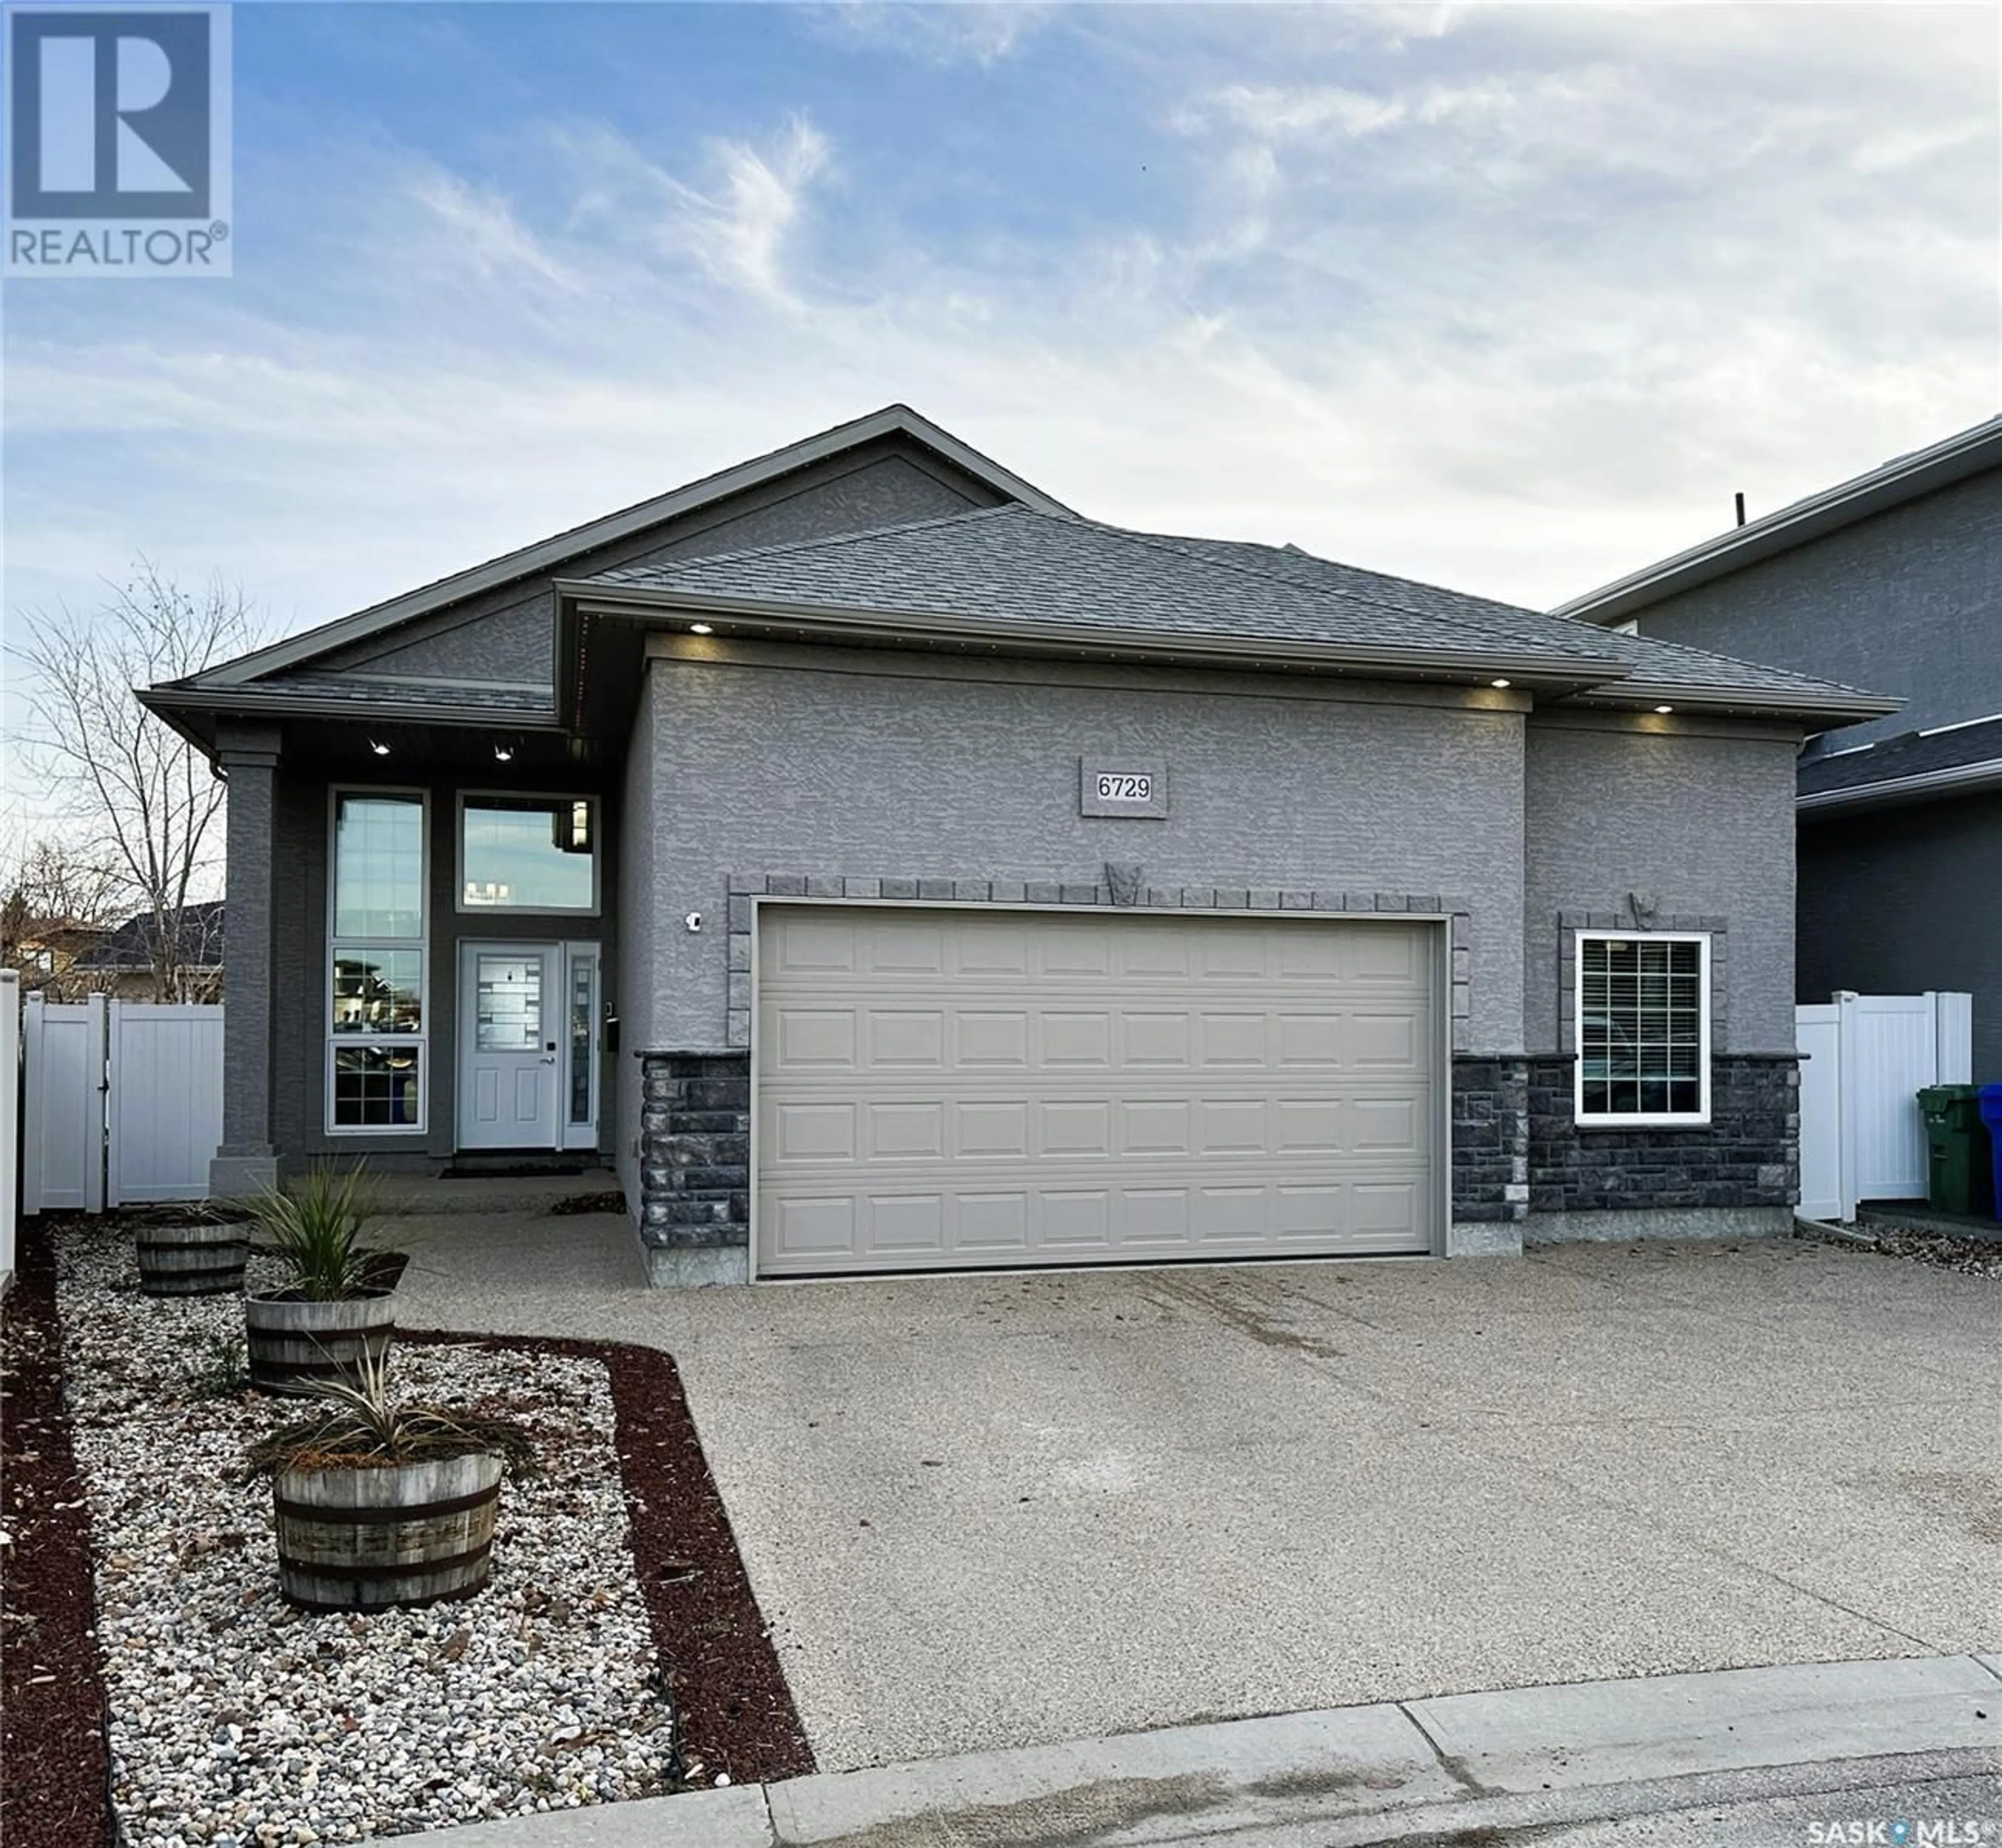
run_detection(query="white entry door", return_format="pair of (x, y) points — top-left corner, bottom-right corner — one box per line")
(458, 943), (561, 1149)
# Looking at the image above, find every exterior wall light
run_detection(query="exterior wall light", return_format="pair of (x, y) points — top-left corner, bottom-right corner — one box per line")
(1654, 704), (1675, 715)
(369, 739), (390, 756)
(1490, 679), (1511, 689)
(493, 742), (514, 762)
(689, 622), (714, 635)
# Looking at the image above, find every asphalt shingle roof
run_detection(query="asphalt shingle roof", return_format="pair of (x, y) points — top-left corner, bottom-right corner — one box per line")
(1799, 716), (2002, 797)
(74, 901), (226, 972)
(594, 505), (1601, 664)
(589, 504), (1889, 712)
(254, 675), (556, 715)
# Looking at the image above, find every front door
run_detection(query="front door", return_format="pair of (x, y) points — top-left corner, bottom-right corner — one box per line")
(457, 943), (561, 1149)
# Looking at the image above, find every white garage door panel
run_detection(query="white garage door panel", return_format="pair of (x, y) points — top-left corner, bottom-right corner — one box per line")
(756, 908), (1438, 1277)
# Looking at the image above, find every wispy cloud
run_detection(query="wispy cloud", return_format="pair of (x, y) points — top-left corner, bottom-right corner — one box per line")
(5, 1), (1996, 662)
(819, 4), (1056, 68)
(405, 170), (580, 290)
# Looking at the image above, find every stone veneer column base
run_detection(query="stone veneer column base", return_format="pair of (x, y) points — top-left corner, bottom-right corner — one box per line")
(210, 1152), (279, 1202)
(1522, 1206), (1795, 1246)
(645, 1242), (751, 1287)
(1445, 1219), (1525, 1257)
(639, 1050), (750, 1287)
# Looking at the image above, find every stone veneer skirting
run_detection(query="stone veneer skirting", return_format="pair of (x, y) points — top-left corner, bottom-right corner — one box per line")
(1449, 1051), (1801, 1229)
(639, 1052), (750, 1261)
(641, 1048), (1800, 1269)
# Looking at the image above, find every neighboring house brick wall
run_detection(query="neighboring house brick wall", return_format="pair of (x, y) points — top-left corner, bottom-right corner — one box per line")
(1623, 469), (2002, 750)
(1800, 792), (2002, 1076)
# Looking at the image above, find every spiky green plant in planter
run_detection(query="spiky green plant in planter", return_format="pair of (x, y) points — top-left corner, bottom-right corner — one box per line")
(250, 1162), (381, 1300)
(241, 1161), (401, 1395)
(249, 1352), (534, 1611)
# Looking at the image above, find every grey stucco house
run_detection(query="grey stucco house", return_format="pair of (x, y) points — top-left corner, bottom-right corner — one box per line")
(144, 405), (1893, 1284)
(1557, 414), (2001, 1073)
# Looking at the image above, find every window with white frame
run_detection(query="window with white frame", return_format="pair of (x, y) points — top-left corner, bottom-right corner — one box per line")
(328, 791), (426, 1131)
(1574, 931), (1710, 1126)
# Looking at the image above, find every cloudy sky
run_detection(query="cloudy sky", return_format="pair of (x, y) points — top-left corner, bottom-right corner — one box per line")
(5, 1), (1998, 658)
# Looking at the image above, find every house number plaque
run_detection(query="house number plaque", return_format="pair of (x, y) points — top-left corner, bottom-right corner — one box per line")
(1079, 757), (1168, 818)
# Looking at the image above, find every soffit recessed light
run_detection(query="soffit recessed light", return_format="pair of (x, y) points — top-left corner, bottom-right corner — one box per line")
(369, 739), (390, 757)
(1654, 704), (1675, 714)
(689, 622), (714, 635)
(1491, 678), (1511, 689)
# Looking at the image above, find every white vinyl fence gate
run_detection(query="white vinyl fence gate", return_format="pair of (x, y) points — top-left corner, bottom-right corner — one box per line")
(1796, 991), (1972, 1223)
(21, 995), (225, 1214)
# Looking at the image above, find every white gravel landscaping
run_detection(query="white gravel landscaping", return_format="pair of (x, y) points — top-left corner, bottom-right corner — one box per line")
(53, 1225), (676, 1847)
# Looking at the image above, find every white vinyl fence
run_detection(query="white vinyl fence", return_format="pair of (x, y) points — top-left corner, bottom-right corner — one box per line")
(21, 994), (224, 1214)
(1796, 990), (1973, 1223)
(1, 971), (18, 1287)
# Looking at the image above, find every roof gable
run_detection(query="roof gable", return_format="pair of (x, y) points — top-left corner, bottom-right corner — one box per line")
(185, 405), (1068, 691)
(1557, 413), (2002, 625)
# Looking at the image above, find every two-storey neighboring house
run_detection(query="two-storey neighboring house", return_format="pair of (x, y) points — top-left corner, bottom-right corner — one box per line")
(1557, 415), (2002, 1071)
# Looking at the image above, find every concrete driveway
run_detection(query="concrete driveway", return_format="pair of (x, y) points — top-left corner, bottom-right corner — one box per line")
(397, 1230), (2002, 1774)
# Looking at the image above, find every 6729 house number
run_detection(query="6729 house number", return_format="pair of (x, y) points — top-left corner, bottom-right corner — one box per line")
(1095, 773), (1152, 802)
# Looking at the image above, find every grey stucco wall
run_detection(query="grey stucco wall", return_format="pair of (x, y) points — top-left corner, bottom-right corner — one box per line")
(1522, 715), (1801, 1052)
(338, 598), (555, 687)
(1626, 468), (2001, 749)
(316, 445), (1003, 693)
(626, 643), (1528, 1055)
(1800, 792), (2002, 1076)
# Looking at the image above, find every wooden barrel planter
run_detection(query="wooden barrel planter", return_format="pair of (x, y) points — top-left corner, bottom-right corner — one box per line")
(273, 1450), (503, 1611)
(136, 1218), (250, 1296)
(243, 1290), (396, 1394)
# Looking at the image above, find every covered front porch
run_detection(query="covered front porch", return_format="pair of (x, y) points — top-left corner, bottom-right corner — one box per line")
(195, 712), (625, 1202)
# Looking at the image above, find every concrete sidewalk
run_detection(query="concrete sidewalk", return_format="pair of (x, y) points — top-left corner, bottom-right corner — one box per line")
(379, 1655), (2002, 1847)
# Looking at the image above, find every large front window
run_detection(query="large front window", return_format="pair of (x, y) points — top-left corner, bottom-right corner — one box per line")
(328, 791), (425, 1132)
(459, 796), (596, 912)
(1575, 931), (1710, 1127)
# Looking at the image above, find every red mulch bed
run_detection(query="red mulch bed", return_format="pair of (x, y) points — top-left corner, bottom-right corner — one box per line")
(0, 1226), (812, 1843)
(402, 1329), (814, 1787)
(2, 1219), (115, 1848)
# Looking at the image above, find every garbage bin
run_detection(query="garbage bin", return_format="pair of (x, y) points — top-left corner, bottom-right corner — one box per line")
(1918, 1085), (1990, 1216)
(1977, 1085), (2002, 1218)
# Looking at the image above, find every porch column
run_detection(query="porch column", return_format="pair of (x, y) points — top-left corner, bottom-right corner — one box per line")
(211, 721), (282, 1199)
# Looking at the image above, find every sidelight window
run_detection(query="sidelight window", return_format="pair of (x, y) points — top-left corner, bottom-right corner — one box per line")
(327, 790), (426, 1132)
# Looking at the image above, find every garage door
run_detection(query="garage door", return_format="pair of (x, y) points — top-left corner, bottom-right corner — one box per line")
(754, 905), (1440, 1277)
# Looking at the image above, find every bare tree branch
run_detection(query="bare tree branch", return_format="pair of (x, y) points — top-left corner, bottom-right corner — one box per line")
(0, 837), (129, 997)
(8, 562), (259, 1000)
